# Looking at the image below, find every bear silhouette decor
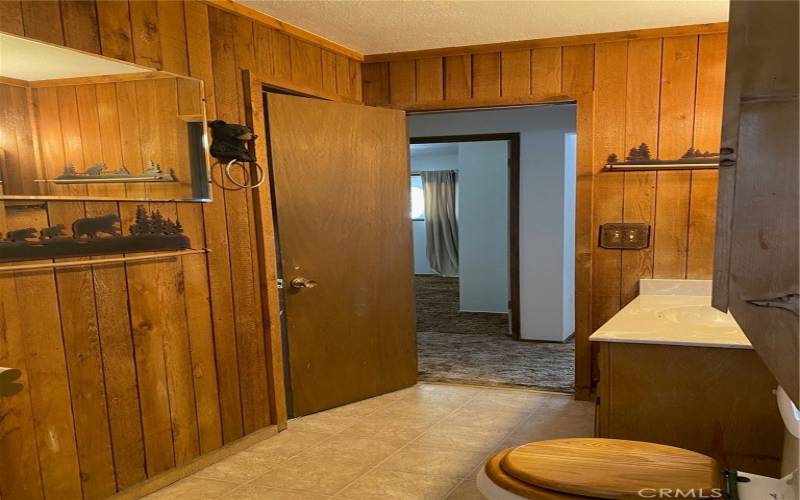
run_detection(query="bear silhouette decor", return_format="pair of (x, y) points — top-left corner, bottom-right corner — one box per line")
(0, 206), (190, 263)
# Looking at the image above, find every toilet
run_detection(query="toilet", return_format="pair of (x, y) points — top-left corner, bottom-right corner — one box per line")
(478, 387), (800, 499)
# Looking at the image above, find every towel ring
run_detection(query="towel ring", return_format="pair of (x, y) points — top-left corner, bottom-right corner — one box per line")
(222, 159), (266, 189)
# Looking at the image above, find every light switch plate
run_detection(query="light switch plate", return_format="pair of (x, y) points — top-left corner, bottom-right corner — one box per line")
(599, 223), (650, 250)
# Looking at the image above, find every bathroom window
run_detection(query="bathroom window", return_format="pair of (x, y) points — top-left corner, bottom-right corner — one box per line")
(410, 174), (425, 220)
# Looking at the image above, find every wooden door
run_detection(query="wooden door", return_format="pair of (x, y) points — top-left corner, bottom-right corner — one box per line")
(265, 93), (416, 416)
(713, 0), (799, 404)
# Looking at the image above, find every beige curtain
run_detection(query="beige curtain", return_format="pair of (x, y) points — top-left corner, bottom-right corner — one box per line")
(421, 170), (459, 276)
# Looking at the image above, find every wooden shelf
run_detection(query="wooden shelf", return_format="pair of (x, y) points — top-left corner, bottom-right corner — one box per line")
(603, 163), (719, 172)
(0, 248), (209, 273)
(34, 176), (176, 184)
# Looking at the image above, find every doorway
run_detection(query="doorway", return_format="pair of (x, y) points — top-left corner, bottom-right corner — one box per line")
(409, 105), (577, 392)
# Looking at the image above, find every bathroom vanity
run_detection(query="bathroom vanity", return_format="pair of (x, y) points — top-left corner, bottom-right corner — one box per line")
(591, 279), (785, 477)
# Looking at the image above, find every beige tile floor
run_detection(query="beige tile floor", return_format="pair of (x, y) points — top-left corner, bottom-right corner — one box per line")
(143, 383), (594, 500)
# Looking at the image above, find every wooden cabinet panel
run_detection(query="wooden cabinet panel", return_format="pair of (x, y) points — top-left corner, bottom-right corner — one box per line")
(713, 0), (799, 405)
(597, 342), (784, 477)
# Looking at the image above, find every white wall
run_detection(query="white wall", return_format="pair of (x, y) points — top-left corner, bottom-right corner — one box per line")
(410, 142), (509, 314)
(408, 105), (577, 342)
(456, 142), (509, 313)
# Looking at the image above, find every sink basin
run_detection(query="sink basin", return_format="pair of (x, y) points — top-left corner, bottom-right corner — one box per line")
(657, 305), (736, 330)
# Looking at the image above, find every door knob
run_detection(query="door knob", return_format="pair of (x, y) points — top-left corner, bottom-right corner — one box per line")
(290, 277), (318, 289)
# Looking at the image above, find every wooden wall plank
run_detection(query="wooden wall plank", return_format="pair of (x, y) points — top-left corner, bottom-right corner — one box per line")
(389, 60), (416, 106)
(591, 42), (628, 331)
(362, 62), (390, 106)
(472, 53), (501, 99)
(687, 33), (726, 279)
(157, 0), (190, 74)
(653, 35), (698, 278)
(130, 0), (163, 69)
(531, 47), (562, 98)
(321, 50), (338, 95)
(444, 55), (472, 100)
(416, 57), (443, 102)
(0, 0), (24, 34)
(87, 81), (147, 480)
(229, 12), (271, 435)
(20, 0), (64, 45)
(206, 5), (245, 444)
(501, 49), (531, 97)
(254, 24), (276, 78)
(335, 54), (353, 99)
(621, 39), (662, 304)
(562, 44), (594, 94)
(0, 206), (45, 500)
(291, 38), (323, 89)
(60, 0), (101, 54)
(96, 0), (134, 62)
(271, 31), (292, 81)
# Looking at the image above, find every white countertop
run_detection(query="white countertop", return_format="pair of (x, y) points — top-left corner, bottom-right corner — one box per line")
(589, 279), (752, 349)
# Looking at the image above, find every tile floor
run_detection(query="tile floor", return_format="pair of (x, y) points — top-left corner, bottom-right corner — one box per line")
(143, 383), (595, 500)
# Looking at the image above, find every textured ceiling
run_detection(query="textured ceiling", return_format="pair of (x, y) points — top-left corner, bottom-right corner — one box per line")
(238, 1), (729, 55)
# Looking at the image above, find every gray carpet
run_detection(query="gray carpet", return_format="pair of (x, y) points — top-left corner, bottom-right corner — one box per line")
(415, 275), (575, 393)
(415, 275), (509, 336)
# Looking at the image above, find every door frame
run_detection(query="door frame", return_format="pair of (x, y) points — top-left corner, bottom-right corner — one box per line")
(401, 95), (593, 400)
(409, 133), (522, 340)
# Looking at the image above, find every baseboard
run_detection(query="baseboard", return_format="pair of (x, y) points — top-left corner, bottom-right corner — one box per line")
(109, 425), (280, 499)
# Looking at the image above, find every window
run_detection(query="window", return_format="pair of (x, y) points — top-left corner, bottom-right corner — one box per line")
(410, 174), (425, 220)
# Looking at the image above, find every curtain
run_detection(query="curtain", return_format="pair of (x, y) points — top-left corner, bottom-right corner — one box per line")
(420, 170), (459, 276)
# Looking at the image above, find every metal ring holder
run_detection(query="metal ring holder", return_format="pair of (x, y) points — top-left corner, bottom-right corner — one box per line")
(222, 159), (265, 189)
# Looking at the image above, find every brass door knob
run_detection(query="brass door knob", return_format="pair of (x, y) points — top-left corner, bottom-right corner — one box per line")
(290, 277), (318, 289)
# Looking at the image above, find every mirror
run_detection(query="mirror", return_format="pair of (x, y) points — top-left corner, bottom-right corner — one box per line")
(0, 32), (211, 201)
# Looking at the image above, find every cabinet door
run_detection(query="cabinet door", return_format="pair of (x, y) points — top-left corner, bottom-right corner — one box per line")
(713, 0), (799, 404)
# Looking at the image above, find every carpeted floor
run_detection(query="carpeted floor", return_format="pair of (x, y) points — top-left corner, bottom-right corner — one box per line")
(415, 275), (575, 393)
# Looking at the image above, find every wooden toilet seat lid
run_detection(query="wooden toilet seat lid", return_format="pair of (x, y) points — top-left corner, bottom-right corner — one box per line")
(500, 438), (723, 500)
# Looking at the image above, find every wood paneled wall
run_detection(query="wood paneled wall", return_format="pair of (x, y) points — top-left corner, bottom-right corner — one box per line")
(0, 2), (361, 499)
(2, 75), (203, 200)
(362, 25), (728, 394)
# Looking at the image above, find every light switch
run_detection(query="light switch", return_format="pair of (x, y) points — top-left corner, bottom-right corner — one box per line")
(599, 223), (650, 249)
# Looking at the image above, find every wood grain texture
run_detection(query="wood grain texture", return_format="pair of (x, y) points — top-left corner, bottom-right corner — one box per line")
(653, 36), (697, 279)
(597, 342), (784, 476)
(621, 39), (661, 305)
(687, 33), (726, 279)
(501, 438), (722, 500)
(501, 49), (531, 98)
(485, 449), (586, 499)
(0, 1), (362, 498)
(444, 55), (472, 100)
(713, 0), (799, 405)
(362, 26), (727, 398)
(266, 94), (414, 416)
(591, 42), (627, 332)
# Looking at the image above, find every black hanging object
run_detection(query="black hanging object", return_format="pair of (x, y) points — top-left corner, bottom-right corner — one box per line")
(207, 120), (258, 163)
(0, 206), (190, 262)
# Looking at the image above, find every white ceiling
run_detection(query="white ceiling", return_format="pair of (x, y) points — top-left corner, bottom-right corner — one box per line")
(0, 33), (152, 81)
(238, 1), (729, 55)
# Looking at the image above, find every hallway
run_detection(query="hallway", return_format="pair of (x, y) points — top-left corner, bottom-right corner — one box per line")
(415, 276), (575, 392)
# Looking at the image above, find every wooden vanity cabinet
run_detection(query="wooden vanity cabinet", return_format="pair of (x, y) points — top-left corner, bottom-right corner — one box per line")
(596, 342), (784, 477)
